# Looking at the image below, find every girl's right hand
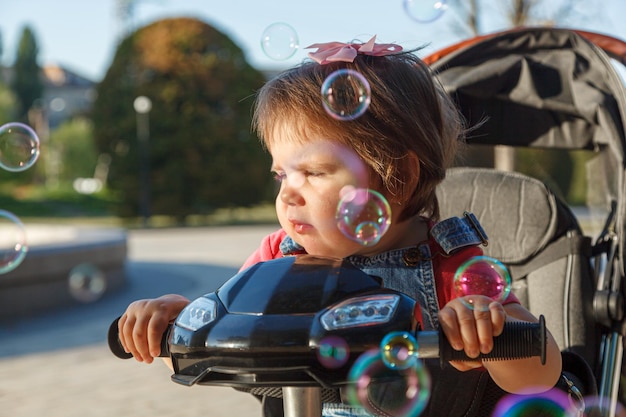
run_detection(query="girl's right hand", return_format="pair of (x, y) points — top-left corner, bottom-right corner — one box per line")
(118, 294), (190, 364)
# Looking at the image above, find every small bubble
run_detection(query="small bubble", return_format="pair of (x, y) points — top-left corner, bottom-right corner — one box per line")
(403, 0), (448, 23)
(380, 331), (419, 370)
(336, 188), (391, 245)
(321, 69), (371, 121)
(0, 122), (40, 172)
(261, 22), (299, 61)
(68, 263), (107, 303)
(0, 210), (28, 274)
(316, 336), (350, 369)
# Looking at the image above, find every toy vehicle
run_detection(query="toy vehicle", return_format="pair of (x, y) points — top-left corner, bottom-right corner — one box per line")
(110, 255), (545, 417)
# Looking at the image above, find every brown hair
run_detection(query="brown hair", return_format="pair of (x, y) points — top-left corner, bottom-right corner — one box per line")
(253, 50), (464, 222)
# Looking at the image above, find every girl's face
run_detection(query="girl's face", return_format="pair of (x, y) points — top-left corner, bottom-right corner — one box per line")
(269, 135), (414, 258)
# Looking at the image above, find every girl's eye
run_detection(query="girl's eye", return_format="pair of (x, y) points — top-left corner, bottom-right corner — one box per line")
(272, 172), (286, 183)
(305, 171), (324, 177)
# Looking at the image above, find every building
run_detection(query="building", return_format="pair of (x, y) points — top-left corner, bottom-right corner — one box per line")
(1, 63), (96, 129)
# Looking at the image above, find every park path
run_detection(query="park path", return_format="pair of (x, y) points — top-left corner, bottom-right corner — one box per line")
(0, 225), (280, 417)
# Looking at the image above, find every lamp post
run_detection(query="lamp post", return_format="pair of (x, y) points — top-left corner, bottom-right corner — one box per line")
(133, 96), (152, 227)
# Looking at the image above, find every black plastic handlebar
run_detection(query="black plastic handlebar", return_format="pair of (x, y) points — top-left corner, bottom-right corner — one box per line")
(415, 315), (547, 366)
(108, 315), (547, 365)
(107, 316), (171, 360)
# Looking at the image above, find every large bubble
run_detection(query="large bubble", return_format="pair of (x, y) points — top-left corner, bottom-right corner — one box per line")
(0, 210), (28, 274)
(346, 348), (431, 417)
(260, 22), (299, 60)
(0, 122), (40, 172)
(453, 256), (511, 310)
(321, 69), (371, 121)
(336, 187), (391, 246)
(493, 390), (575, 417)
(403, 0), (448, 23)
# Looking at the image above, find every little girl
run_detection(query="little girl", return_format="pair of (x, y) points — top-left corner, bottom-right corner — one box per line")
(118, 35), (562, 417)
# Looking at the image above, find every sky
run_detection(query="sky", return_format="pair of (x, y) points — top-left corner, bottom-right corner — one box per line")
(1, 0), (626, 82)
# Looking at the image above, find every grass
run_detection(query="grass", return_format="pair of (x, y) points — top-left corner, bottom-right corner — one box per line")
(0, 183), (278, 228)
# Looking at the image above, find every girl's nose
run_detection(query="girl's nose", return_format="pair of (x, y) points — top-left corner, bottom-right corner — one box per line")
(279, 176), (305, 205)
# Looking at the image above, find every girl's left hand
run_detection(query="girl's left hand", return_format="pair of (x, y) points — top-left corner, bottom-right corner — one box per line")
(437, 296), (507, 371)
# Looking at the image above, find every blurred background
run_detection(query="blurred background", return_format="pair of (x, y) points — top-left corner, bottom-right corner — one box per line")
(0, 1), (624, 416)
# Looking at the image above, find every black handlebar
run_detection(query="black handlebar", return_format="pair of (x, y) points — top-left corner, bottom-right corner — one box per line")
(108, 314), (547, 364)
(107, 316), (171, 360)
(416, 314), (547, 366)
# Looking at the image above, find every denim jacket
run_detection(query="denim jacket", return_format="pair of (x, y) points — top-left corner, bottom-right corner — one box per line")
(278, 213), (490, 417)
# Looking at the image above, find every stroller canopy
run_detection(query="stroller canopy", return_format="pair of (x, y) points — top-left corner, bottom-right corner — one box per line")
(424, 27), (626, 273)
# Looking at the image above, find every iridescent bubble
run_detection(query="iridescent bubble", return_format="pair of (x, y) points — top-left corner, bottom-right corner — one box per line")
(493, 390), (573, 417)
(68, 263), (107, 303)
(403, 0), (448, 23)
(380, 331), (419, 370)
(336, 187), (391, 246)
(316, 336), (350, 369)
(0, 210), (28, 274)
(346, 349), (431, 417)
(582, 395), (626, 417)
(453, 256), (511, 310)
(260, 22), (299, 61)
(0, 122), (40, 172)
(321, 69), (371, 121)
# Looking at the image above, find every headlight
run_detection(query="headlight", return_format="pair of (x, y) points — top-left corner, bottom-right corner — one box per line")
(320, 294), (400, 330)
(175, 297), (217, 331)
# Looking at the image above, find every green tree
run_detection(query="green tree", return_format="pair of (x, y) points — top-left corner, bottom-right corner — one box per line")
(10, 25), (43, 122)
(49, 117), (98, 183)
(92, 17), (272, 222)
(0, 82), (17, 124)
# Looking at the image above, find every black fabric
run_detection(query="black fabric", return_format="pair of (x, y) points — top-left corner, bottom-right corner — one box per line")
(428, 27), (626, 152)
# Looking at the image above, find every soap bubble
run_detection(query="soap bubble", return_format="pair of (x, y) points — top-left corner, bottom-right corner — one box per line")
(403, 0), (448, 23)
(261, 22), (299, 60)
(581, 395), (626, 417)
(346, 349), (431, 417)
(68, 263), (107, 303)
(0, 122), (40, 172)
(336, 187), (391, 245)
(380, 331), (419, 370)
(493, 390), (574, 417)
(321, 69), (371, 121)
(0, 210), (28, 274)
(453, 256), (511, 310)
(316, 336), (350, 369)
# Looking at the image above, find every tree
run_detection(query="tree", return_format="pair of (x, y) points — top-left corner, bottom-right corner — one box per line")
(10, 25), (44, 122)
(445, 0), (595, 37)
(0, 82), (17, 124)
(49, 117), (98, 183)
(92, 17), (272, 222)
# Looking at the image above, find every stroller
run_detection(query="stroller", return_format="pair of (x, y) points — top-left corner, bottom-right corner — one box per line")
(427, 27), (626, 415)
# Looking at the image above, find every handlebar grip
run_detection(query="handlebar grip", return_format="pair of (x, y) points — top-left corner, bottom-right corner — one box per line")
(107, 316), (171, 360)
(438, 315), (547, 366)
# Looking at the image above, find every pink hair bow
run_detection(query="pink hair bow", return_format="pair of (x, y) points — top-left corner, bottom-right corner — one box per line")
(306, 35), (403, 65)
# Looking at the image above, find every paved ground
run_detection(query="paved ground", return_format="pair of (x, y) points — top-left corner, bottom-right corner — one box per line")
(0, 225), (280, 417)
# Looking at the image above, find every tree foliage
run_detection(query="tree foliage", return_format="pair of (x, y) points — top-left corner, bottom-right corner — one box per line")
(50, 117), (98, 182)
(10, 25), (43, 121)
(92, 17), (272, 221)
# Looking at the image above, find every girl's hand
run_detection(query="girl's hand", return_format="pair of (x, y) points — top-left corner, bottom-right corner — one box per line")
(438, 296), (507, 371)
(118, 294), (190, 364)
